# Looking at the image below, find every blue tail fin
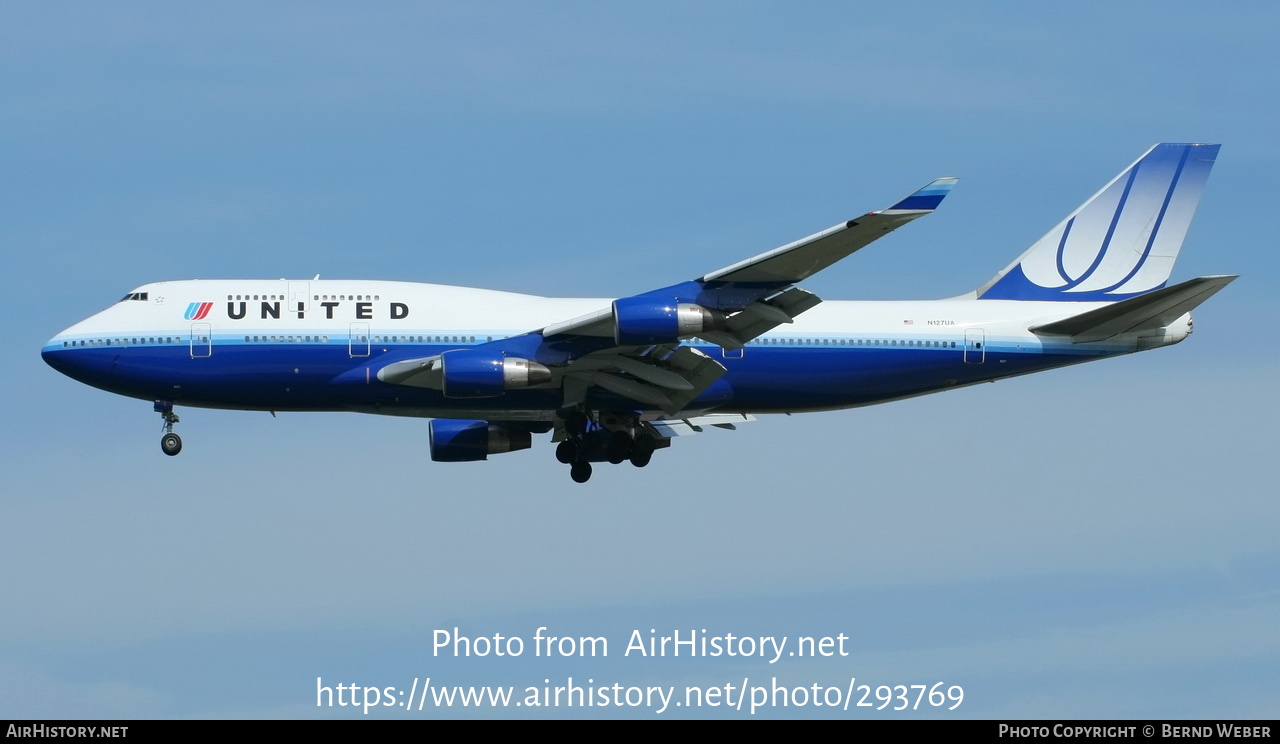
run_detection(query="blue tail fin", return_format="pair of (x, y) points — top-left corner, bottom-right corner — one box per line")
(976, 143), (1219, 301)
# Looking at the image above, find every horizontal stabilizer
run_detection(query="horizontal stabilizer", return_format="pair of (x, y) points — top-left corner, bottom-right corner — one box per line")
(1029, 275), (1236, 343)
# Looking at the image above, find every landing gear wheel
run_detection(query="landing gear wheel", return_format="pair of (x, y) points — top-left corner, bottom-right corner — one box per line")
(570, 461), (593, 483)
(629, 435), (655, 468)
(555, 439), (579, 464)
(606, 431), (633, 464)
(161, 432), (183, 456)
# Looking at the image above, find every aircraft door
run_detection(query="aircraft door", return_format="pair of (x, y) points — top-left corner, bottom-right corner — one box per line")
(289, 281), (310, 318)
(190, 323), (212, 358)
(349, 322), (370, 357)
(964, 328), (985, 364)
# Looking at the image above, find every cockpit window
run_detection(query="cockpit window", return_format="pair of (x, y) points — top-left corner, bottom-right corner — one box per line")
(119, 292), (149, 302)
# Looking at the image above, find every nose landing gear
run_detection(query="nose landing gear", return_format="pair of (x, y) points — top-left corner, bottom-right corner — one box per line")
(161, 431), (182, 456)
(155, 400), (182, 456)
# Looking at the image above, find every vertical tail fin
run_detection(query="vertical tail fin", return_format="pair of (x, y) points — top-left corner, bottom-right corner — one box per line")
(976, 143), (1219, 301)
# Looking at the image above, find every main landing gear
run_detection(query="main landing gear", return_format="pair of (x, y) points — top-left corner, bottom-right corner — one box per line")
(155, 400), (182, 456)
(554, 410), (662, 483)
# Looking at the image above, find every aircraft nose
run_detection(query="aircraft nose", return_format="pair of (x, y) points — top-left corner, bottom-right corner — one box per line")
(42, 334), (114, 385)
(42, 335), (79, 376)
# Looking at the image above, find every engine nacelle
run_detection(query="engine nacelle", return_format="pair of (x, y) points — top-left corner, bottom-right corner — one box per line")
(440, 349), (551, 399)
(612, 297), (725, 345)
(429, 419), (532, 462)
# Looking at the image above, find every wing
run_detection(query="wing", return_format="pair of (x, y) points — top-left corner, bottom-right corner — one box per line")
(378, 177), (957, 416)
(701, 177), (958, 285)
(541, 177), (958, 341)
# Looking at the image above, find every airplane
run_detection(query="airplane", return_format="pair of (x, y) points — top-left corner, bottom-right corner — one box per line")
(42, 143), (1235, 483)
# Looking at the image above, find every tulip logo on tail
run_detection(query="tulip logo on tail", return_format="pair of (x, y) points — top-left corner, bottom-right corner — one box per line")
(977, 143), (1218, 302)
(184, 302), (213, 321)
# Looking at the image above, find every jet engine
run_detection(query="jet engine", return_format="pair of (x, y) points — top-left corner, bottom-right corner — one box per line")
(440, 349), (551, 399)
(428, 419), (532, 461)
(612, 297), (725, 345)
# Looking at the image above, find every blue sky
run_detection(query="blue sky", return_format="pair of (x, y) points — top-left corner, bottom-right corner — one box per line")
(2, 2), (1277, 719)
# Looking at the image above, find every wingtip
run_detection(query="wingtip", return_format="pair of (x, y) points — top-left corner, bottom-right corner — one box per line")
(884, 177), (959, 212)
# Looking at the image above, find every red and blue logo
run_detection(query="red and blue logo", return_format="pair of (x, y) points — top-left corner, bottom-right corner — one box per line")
(184, 302), (213, 321)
